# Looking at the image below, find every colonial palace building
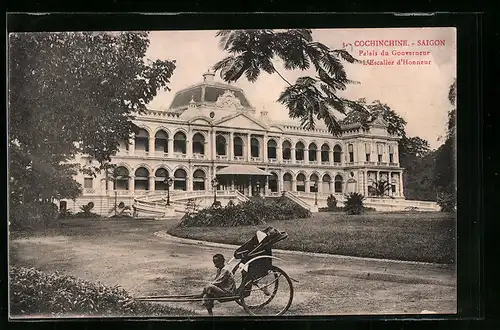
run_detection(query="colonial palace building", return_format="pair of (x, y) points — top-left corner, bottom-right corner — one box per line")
(68, 71), (416, 215)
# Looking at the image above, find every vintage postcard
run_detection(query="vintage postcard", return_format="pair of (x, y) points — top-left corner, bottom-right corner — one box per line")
(8, 27), (457, 318)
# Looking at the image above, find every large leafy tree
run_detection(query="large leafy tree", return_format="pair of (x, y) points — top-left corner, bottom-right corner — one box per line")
(213, 29), (367, 135)
(433, 79), (457, 211)
(9, 32), (176, 205)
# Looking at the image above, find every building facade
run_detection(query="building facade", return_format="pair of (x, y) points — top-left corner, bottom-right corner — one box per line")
(68, 71), (405, 214)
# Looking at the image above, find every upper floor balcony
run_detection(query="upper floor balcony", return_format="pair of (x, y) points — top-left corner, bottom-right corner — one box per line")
(114, 129), (400, 168)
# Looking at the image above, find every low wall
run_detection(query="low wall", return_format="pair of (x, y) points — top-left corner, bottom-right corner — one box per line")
(291, 195), (440, 212)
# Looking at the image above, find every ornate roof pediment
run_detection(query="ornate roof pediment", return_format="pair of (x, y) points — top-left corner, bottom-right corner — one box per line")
(214, 112), (268, 131)
(215, 90), (244, 110)
(370, 114), (388, 127)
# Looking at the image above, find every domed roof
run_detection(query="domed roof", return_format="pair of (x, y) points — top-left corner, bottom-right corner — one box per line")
(168, 70), (253, 111)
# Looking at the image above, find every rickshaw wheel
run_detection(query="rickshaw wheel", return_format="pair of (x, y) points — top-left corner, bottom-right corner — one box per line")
(240, 266), (294, 316)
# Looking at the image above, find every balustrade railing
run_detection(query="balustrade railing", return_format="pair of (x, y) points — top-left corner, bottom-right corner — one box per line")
(284, 191), (312, 210)
(173, 153), (187, 159)
(192, 153), (206, 160)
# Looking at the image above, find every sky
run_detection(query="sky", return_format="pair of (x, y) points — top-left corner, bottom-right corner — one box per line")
(145, 28), (456, 149)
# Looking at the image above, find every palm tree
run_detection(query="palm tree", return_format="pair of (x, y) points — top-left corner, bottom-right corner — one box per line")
(213, 29), (368, 136)
(369, 180), (394, 199)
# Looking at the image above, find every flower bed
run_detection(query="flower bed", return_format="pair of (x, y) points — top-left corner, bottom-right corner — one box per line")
(9, 266), (193, 317)
(178, 196), (311, 227)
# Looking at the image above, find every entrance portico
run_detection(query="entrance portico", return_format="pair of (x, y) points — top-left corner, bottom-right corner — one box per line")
(216, 164), (272, 197)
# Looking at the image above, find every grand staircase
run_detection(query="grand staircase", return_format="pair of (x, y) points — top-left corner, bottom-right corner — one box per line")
(133, 189), (250, 218)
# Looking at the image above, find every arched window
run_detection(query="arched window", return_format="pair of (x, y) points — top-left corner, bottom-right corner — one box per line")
(295, 142), (305, 161)
(135, 129), (150, 153)
(174, 169), (187, 191)
(267, 140), (277, 160)
(216, 135), (226, 156)
(234, 136), (243, 157)
(333, 145), (342, 163)
(113, 166), (129, 190)
(310, 173), (319, 192)
(309, 143), (317, 162)
(296, 173), (306, 192)
(174, 132), (187, 154)
(334, 174), (344, 193)
(322, 174), (332, 193)
(154, 168), (169, 190)
(283, 172), (293, 192)
(135, 167), (150, 191)
(192, 133), (205, 155)
(192, 169), (206, 191)
(321, 144), (330, 163)
(251, 137), (260, 158)
(282, 141), (292, 160)
(155, 130), (168, 153)
(269, 172), (278, 192)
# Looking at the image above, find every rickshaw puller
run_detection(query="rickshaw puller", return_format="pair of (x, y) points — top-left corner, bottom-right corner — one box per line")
(198, 253), (236, 315)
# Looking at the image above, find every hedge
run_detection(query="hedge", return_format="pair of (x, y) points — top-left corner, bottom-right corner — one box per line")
(179, 196), (311, 227)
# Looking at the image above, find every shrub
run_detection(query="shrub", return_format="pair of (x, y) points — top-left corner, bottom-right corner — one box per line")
(179, 196), (311, 227)
(58, 208), (74, 219)
(344, 192), (365, 215)
(73, 202), (101, 218)
(9, 202), (60, 231)
(108, 203), (132, 218)
(9, 266), (192, 317)
(326, 194), (338, 210)
(319, 206), (345, 212)
(438, 191), (456, 212)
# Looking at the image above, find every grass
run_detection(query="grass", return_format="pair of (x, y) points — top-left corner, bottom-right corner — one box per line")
(168, 211), (456, 264)
(9, 217), (166, 239)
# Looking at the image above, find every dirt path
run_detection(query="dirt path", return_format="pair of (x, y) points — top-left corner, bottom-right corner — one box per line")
(9, 219), (457, 316)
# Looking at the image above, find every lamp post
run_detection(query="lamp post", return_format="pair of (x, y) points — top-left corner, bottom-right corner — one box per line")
(165, 177), (174, 206)
(256, 181), (260, 197)
(211, 177), (219, 205)
(314, 181), (318, 206)
(114, 176), (119, 216)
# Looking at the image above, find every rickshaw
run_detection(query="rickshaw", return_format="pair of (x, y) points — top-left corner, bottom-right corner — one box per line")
(135, 227), (296, 316)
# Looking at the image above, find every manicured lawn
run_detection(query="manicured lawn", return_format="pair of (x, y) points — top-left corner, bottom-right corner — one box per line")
(168, 212), (456, 264)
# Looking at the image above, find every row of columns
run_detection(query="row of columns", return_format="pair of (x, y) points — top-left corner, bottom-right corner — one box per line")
(127, 130), (345, 165)
(360, 170), (404, 197)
